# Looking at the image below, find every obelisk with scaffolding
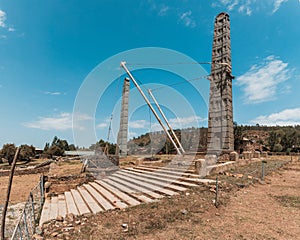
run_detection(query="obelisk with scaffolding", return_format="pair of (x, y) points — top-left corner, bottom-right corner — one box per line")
(207, 12), (234, 155)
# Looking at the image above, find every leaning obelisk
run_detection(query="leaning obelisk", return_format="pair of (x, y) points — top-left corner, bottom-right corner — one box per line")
(117, 78), (130, 157)
(207, 12), (234, 155)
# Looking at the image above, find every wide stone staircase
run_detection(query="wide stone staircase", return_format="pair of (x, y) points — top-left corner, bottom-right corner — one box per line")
(40, 165), (214, 225)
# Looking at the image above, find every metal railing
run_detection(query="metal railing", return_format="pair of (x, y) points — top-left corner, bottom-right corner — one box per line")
(10, 175), (44, 240)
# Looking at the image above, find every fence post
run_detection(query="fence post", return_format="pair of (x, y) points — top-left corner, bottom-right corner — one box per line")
(215, 177), (219, 207)
(30, 192), (36, 234)
(23, 209), (30, 240)
(18, 224), (23, 240)
(40, 175), (44, 208)
(262, 160), (267, 181)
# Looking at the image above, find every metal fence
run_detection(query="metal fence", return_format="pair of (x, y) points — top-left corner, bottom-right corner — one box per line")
(9, 175), (44, 240)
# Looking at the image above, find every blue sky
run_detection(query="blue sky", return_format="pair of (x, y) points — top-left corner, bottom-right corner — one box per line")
(0, 0), (299, 148)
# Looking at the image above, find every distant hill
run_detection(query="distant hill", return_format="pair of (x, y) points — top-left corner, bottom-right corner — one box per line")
(128, 125), (300, 154)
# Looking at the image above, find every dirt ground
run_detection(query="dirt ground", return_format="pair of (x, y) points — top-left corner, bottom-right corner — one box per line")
(0, 173), (41, 205)
(41, 157), (300, 240)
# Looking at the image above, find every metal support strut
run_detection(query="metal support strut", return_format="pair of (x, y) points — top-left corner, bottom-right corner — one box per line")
(120, 61), (182, 155)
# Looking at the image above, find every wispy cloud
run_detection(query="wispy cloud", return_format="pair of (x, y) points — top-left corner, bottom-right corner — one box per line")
(8, 27), (15, 32)
(23, 112), (92, 131)
(158, 5), (169, 16)
(272, 0), (288, 14)
(217, 0), (287, 15)
(179, 11), (196, 28)
(128, 116), (205, 131)
(129, 120), (148, 129)
(44, 91), (62, 96)
(0, 10), (6, 28)
(236, 55), (292, 104)
(251, 108), (300, 126)
(146, 2), (196, 28)
(97, 122), (108, 129)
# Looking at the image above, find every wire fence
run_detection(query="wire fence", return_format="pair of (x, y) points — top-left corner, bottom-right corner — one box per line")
(9, 175), (44, 240)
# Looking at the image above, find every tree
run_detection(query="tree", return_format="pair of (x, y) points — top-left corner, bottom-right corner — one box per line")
(1, 144), (17, 165)
(68, 144), (76, 151)
(43, 136), (70, 157)
(234, 122), (243, 152)
(46, 145), (64, 157)
(44, 142), (50, 152)
(273, 143), (283, 152)
(19, 145), (35, 161)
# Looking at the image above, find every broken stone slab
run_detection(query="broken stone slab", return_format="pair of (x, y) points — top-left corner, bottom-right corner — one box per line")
(195, 159), (207, 178)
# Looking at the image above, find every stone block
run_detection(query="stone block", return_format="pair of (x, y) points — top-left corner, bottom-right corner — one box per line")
(205, 155), (217, 165)
(253, 151), (260, 159)
(135, 158), (143, 166)
(261, 152), (268, 158)
(195, 159), (207, 177)
(243, 151), (252, 160)
(229, 151), (239, 161)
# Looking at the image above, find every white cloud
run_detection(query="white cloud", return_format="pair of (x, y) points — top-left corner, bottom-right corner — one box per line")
(179, 11), (196, 28)
(251, 108), (300, 126)
(169, 116), (207, 128)
(236, 55), (292, 104)
(158, 5), (169, 16)
(44, 91), (62, 96)
(23, 112), (92, 131)
(97, 122), (108, 129)
(128, 116), (206, 131)
(272, 0), (288, 13)
(8, 27), (15, 32)
(129, 120), (148, 129)
(0, 10), (6, 28)
(150, 116), (206, 131)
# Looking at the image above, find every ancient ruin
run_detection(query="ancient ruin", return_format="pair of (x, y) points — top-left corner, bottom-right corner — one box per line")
(117, 78), (130, 158)
(207, 12), (234, 156)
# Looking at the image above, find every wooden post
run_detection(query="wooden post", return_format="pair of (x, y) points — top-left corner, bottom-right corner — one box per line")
(1, 147), (20, 240)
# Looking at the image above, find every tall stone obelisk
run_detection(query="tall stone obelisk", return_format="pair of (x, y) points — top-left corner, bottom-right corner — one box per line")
(117, 78), (130, 157)
(207, 12), (234, 155)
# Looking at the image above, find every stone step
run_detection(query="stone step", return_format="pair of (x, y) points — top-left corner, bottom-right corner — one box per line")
(123, 168), (199, 187)
(77, 186), (103, 214)
(83, 183), (115, 211)
(95, 180), (141, 206)
(112, 172), (178, 196)
(108, 175), (163, 199)
(65, 191), (79, 215)
(40, 164), (213, 226)
(58, 194), (67, 218)
(139, 164), (196, 174)
(89, 182), (128, 209)
(70, 189), (91, 215)
(134, 166), (200, 178)
(118, 170), (187, 192)
(102, 178), (154, 203)
(39, 198), (51, 226)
